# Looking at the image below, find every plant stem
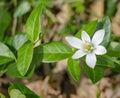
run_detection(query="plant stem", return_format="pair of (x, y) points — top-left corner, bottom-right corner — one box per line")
(12, 17), (17, 35)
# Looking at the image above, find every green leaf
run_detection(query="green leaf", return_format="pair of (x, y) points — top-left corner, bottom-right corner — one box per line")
(9, 89), (26, 98)
(97, 56), (115, 68)
(75, 20), (98, 38)
(7, 63), (35, 78)
(0, 42), (15, 64)
(67, 58), (81, 82)
(14, 1), (31, 17)
(12, 34), (28, 50)
(0, 93), (6, 98)
(107, 41), (120, 57)
(84, 65), (105, 84)
(34, 41), (73, 63)
(17, 41), (33, 76)
(4, 35), (14, 46)
(112, 63), (120, 73)
(97, 17), (111, 47)
(8, 82), (40, 98)
(25, 4), (43, 43)
(0, 8), (11, 40)
(105, 0), (117, 17)
(0, 65), (7, 76)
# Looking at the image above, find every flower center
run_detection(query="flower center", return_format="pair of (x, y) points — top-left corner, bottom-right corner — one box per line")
(83, 41), (94, 53)
(86, 44), (92, 51)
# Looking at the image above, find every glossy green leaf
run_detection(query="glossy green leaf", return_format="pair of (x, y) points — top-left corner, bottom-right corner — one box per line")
(7, 63), (35, 78)
(105, 0), (117, 17)
(84, 65), (105, 84)
(0, 42), (15, 64)
(25, 4), (43, 43)
(75, 20), (98, 38)
(0, 8), (11, 40)
(34, 41), (73, 63)
(9, 89), (26, 98)
(14, 1), (31, 17)
(17, 42), (33, 76)
(67, 58), (81, 82)
(8, 82), (40, 98)
(97, 17), (111, 47)
(107, 41), (120, 57)
(97, 56), (115, 68)
(12, 34), (28, 50)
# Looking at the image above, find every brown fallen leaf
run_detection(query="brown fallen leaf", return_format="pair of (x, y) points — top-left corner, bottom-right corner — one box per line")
(112, 3), (120, 37)
(89, 0), (104, 20)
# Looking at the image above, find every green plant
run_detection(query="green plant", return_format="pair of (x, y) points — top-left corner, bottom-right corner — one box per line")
(0, 0), (120, 97)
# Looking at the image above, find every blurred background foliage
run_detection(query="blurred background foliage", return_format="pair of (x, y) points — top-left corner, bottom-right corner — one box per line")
(0, 0), (120, 43)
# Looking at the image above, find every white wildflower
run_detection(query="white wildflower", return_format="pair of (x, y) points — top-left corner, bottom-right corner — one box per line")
(66, 29), (107, 68)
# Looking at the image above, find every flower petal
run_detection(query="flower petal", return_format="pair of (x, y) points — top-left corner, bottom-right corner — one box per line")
(72, 50), (86, 59)
(65, 36), (83, 49)
(94, 45), (107, 55)
(82, 31), (91, 42)
(92, 29), (105, 46)
(86, 53), (96, 68)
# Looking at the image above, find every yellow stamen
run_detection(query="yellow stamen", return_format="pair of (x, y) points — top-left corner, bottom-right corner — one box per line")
(83, 40), (94, 53)
(86, 44), (92, 51)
